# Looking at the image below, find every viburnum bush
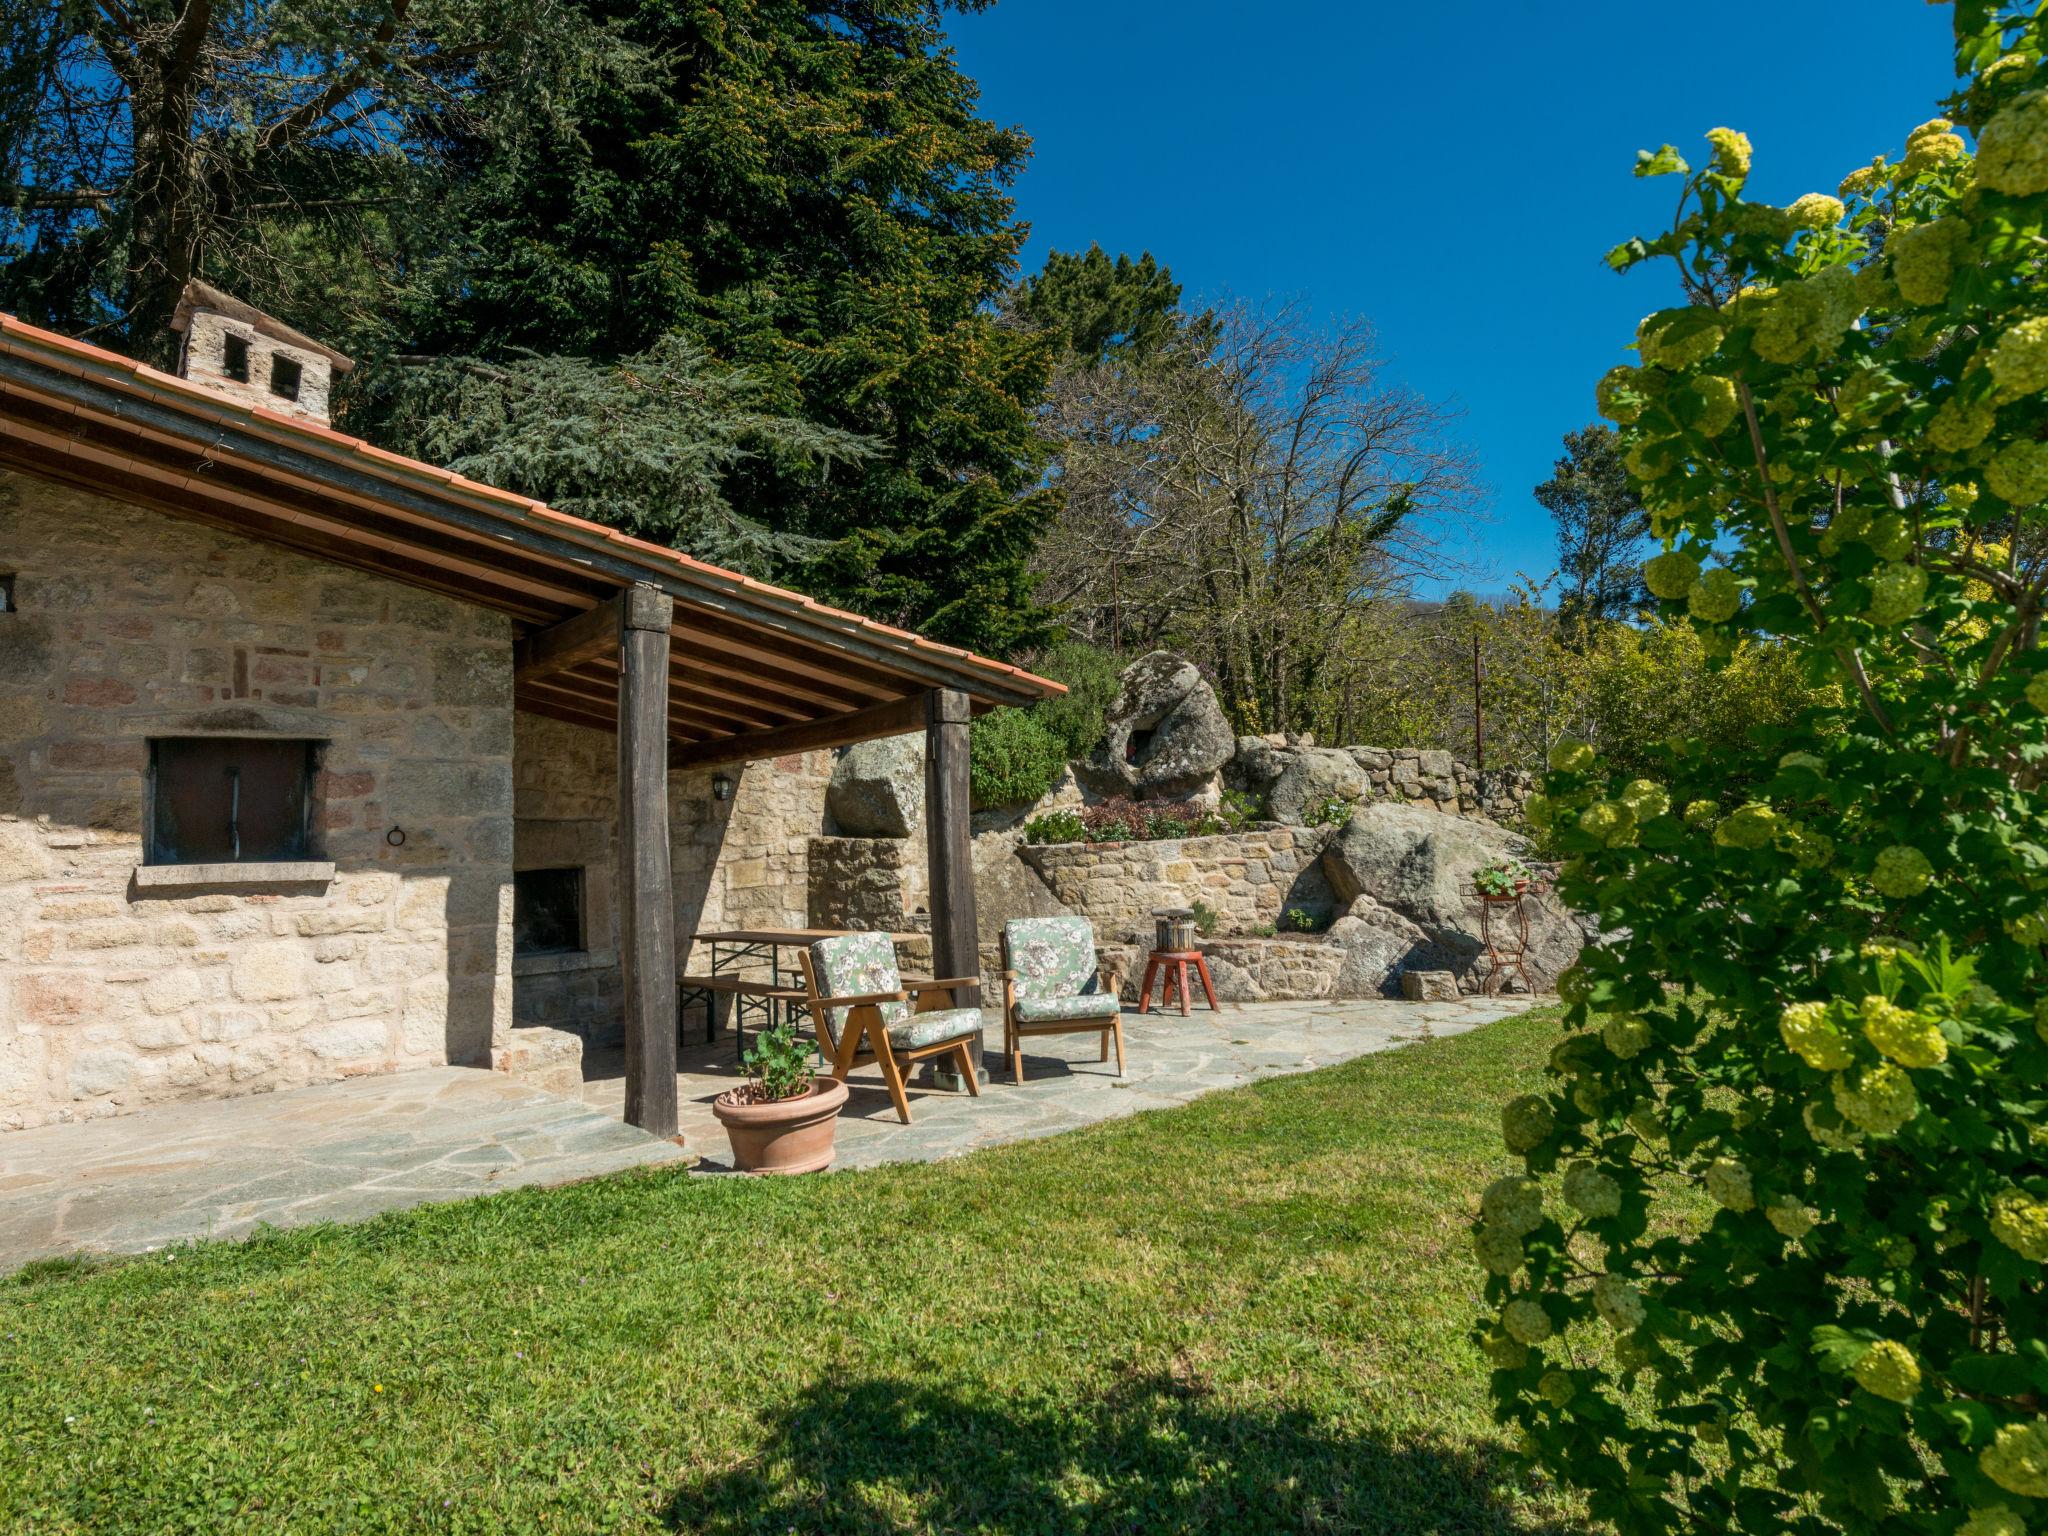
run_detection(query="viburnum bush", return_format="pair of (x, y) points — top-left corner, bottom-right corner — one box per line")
(1476, 8), (2048, 1532)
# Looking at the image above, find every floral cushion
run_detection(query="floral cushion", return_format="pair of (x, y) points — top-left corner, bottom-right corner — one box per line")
(886, 1007), (982, 1051)
(807, 932), (908, 1038)
(1004, 916), (1102, 1003)
(1014, 992), (1120, 1025)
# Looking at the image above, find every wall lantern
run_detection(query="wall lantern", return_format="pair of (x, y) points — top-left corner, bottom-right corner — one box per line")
(711, 772), (735, 803)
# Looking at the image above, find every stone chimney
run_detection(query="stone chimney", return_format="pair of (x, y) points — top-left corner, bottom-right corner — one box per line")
(169, 280), (354, 428)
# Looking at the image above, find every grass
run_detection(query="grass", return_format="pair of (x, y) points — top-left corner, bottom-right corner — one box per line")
(0, 1007), (1585, 1535)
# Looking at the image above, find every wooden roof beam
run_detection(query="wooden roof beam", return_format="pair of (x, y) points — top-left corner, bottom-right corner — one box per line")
(514, 593), (628, 684)
(667, 694), (932, 772)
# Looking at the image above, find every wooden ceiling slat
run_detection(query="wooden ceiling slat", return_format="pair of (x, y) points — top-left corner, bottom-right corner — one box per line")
(516, 674), (742, 743)
(658, 657), (813, 726)
(547, 662), (767, 737)
(572, 656), (794, 733)
(514, 693), (628, 737)
(668, 695), (930, 772)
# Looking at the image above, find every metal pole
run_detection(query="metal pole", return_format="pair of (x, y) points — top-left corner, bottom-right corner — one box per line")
(1472, 631), (1485, 775)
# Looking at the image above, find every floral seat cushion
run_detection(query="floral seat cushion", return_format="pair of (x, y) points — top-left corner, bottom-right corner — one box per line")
(1004, 916), (1103, 1005)
(886, 1007), (982, 1051)
(807, 932), (909, 1039)
(1014, 992), (1120, 1025)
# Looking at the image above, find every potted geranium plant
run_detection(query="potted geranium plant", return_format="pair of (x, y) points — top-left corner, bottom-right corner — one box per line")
(1472, 857), (1532, 902)
(711, 1022), (848, 1174)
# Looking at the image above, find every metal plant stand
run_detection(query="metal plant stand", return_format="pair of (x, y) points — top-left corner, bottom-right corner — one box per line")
(1478, 891), (1533, 997)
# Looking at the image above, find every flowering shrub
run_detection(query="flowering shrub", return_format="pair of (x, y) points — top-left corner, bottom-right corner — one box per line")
(1476, 12), (2048, 1532)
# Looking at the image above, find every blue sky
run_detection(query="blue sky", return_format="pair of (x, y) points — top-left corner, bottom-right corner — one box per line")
(948, 1), (1959, 598)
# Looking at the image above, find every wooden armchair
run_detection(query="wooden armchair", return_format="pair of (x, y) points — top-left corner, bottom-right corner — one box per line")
(798, 933), (983, 1124)
(1001, 917), (1125, 1082)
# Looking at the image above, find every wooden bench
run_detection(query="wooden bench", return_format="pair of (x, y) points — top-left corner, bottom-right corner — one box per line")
(676, 975), (810, 1057)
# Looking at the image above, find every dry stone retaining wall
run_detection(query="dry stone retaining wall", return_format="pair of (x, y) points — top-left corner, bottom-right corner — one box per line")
(1015, 826), (1337, 942)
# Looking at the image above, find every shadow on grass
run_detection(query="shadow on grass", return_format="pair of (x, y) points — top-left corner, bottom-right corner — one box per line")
(666, 1367), (1578, 1535)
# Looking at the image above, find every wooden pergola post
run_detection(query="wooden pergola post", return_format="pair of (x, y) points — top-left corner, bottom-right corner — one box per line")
(924, 687), (979, 1011)
(617, 583), (678, 1138)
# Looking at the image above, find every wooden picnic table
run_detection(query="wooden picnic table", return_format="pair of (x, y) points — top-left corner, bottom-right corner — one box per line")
(680, 927), (921, 1060)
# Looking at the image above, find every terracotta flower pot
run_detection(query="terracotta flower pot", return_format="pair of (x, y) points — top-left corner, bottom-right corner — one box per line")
(712, 1075), (849, 1174)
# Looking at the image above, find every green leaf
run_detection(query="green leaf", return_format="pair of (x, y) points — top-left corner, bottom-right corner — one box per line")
(1635, 145), (1691, 179)
(1948, 1353), (2034, 1396)
(1810, 1325), (1873, 1374)
(1605, 238), (1649, 273)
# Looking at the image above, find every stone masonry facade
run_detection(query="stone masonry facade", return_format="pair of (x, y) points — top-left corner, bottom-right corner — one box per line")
(511, 711), (839, 1052)
(0, 473), (514, 1130)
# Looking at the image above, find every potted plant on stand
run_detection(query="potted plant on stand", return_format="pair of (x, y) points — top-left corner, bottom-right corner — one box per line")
(1473, 857), (1532, 903)
(711, 1022), (849, 1174)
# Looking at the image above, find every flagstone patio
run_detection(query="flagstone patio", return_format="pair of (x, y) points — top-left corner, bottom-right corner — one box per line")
(0, 994), (1535, 1269)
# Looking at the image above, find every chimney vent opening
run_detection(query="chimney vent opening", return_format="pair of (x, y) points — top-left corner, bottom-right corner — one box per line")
(168, 280), (352, 428)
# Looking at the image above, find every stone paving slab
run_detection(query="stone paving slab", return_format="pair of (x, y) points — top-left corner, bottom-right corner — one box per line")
(0, 995), (1536, 1268)
(582, 994), (1537, 1173)
(0, 1068), (691, 1269)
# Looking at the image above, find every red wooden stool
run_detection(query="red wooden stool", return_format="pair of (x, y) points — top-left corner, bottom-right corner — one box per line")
(1137, 949), (1221, 1016)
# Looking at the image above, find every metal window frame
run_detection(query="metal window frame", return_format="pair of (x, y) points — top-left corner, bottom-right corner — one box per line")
(143, 735), (325, 867)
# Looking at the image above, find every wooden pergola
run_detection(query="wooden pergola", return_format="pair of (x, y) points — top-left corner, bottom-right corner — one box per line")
(0, 314), (1063, 1138)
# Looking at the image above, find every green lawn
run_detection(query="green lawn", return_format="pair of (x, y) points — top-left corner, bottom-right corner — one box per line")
(0, 1009), (1585, 1535)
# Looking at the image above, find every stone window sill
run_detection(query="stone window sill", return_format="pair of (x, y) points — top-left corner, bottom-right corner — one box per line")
(514, 949), (617, 979)
(132, 860), (337, 890)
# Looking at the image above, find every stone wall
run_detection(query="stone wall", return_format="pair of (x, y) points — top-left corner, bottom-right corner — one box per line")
(510, 715), (838, 1042)
(1016, 826), (1337, 944)
(1095, 937), (1345, 1004)
(0, 474), (513, 1130)
(1348, 747), (1533, 822)
(807, 836), (929, 935)
(511, 714), (621, 1044)
(673, 752), (836, 956)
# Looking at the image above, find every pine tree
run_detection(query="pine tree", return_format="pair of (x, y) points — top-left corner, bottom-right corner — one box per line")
(390, 0), (1059, 654)
(380, 337), (876, 574)
(1535, 424), (1648, 642)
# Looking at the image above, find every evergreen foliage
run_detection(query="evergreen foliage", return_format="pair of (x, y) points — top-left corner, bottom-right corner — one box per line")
(1013, 245), (1192, 367)
(968, 639), (1121, 809)
(1537, 424), (1651, 641)
(0, 0), (631, 363)
(389, 0), (1060, 652)
(379, 338), (875, 574)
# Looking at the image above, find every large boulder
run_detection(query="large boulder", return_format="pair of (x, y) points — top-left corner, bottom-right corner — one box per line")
(1321, 801), (1582, 994)
(1231, 737), (1370, 825)
(826, 732), (924, 837)
(1085, 652), (1235, 800)
(972, 830), (1070, 945)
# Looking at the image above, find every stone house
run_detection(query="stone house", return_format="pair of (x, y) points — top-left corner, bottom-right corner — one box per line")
(0, 293), (1060, 1136)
